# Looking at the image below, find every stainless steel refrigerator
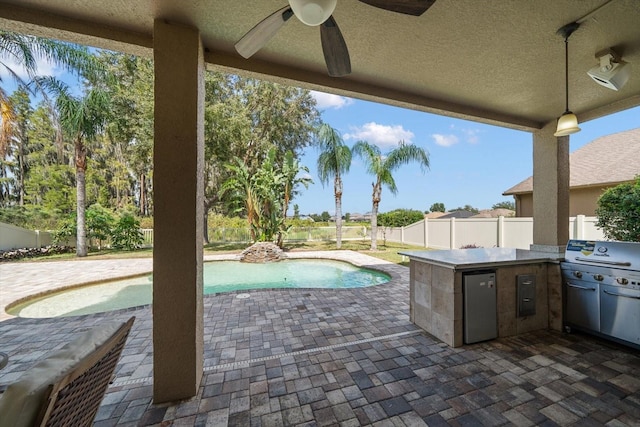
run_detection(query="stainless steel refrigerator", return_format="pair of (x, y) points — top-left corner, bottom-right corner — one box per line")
(463, 271), (497, 344)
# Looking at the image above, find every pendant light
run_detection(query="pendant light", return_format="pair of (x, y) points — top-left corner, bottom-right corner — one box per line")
(554, 22), (581, 137)
(288, 0), (337, 26)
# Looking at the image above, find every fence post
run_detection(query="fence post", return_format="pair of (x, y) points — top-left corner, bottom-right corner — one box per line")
(576, 215), (585, 239)
(450, 218), (456, 249)
(424, 218), (428, 248)
(497, 216), (504, 248)
(35, 230), (41, 248)
(400, 226), (405, 244)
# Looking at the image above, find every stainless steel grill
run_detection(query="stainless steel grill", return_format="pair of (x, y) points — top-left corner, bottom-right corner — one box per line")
(561, 239), (640, 349)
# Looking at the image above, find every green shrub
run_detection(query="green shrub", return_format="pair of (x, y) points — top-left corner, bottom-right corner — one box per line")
(378, 209), (424, 227)
(111, 212), (144, 250)
(596, 177), (640, 242)
(53, 214), (77, 245)
(86, 204), (115, 249)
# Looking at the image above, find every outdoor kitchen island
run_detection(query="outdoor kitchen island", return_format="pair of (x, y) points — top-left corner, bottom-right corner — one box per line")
(399, 248), (563, 347)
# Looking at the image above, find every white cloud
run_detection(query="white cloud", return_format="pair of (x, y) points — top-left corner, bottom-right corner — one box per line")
(446, 123), (483, 144)
(462, 128), (481, 144)
(310, 91), (354, 110)
(344, 122), (414, 148)
(0, 55), (61, 82)
(431, 133), (459, 147)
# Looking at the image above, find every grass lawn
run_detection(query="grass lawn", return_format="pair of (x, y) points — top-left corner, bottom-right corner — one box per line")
(11, 240), (429, 266)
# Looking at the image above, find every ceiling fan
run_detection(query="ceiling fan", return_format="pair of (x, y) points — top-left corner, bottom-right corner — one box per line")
(235, 0), (436, 77)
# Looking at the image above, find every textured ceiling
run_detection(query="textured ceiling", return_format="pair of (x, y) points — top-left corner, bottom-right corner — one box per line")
(1, 0), (639, 131)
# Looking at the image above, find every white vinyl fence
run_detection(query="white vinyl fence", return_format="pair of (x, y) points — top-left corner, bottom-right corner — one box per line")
(0, 217), (605, 252)
(0, 224), (367, 250)
(0, 222), (53, 251)
(377, 215), (605, 249)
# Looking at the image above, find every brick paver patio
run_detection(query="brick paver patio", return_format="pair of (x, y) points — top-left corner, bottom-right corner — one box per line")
(1, 251), (639, 426)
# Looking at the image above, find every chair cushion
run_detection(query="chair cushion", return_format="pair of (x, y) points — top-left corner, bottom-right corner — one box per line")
(0, 320), (126, 427)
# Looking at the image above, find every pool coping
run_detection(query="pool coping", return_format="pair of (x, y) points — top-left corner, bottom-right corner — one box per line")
(0, 250), (399, 321)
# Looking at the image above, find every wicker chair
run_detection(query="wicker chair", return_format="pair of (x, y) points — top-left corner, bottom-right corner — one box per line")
(0, 316), (135, 427)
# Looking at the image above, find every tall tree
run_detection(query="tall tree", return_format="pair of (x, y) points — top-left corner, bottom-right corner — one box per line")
(352, 140), (430, 250)
(429, 202), (445, 213)
(316, 124), (351, 248)
(0, 88), (35, 208)
(9, 88), (33, 206)
(203, 73), (319, 241)
(97, 52), (154, 214)
(56, 87), (110, 257)
(24, 102), (75, 213)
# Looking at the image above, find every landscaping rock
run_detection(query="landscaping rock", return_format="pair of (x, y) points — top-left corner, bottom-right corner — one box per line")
(239, 242), (287, 263)
(0, 245), (75, 262)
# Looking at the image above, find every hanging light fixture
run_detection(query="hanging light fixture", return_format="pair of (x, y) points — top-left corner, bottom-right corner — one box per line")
(554, 22), (581, 137)
(288, 0), (337, 26)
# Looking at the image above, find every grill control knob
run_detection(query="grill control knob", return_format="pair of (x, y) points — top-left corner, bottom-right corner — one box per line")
(616, 277), (629, 285)
(573, 271), (583, 278)
(593, 274), (604, 281)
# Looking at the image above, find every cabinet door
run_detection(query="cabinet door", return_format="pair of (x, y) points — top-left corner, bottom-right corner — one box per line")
(464, 273), (497, 343)
(600, 285), (640, 346)
(565, 282), (600, 331)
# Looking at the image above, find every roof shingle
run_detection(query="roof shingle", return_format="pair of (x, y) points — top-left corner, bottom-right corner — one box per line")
(503, 127), (640, 195)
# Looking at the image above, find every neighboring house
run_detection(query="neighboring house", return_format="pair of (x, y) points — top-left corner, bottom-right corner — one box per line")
(471, 208), (515, 218)
(438, 210), (476, 219)
(346, 212), (371, 222)
(503, 128), (640, 217)
(425, 212), (447, 219)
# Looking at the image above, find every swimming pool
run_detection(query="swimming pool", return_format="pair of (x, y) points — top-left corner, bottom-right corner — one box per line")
(8, 259), (390, 318)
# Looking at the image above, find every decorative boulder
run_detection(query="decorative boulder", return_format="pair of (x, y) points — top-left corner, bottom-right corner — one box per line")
(239, 242), (287, 263)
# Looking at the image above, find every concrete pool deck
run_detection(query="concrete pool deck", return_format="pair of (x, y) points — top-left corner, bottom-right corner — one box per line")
(1, 251), (639, 425)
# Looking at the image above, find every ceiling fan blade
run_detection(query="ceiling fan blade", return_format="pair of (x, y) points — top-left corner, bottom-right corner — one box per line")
(320, 16), (351, 77)
(359, 0), (436, 16)
(235, 6), (294, 58)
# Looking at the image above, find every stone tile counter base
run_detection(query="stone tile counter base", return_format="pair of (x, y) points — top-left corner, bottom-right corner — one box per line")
(402, 248), (562, 348)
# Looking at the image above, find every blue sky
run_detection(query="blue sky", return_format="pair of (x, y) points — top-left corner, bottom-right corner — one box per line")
(2, 53), (638, 217)
(299, 91), (640, 216)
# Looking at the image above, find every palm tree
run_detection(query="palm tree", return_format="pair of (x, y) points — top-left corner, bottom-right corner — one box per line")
(352, 140), (430, 250)
(316, 124), (351, 248)
(0, 31), (97, 160)
(56, 87), (110, 257)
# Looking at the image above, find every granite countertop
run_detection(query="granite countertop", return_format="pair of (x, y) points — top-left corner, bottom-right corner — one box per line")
(399, 247), (562, 269)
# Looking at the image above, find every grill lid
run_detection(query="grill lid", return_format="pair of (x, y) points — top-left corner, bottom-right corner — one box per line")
(564, 240), (640, 271)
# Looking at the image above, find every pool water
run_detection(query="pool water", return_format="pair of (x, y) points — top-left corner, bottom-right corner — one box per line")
(8, 259), (390, 318)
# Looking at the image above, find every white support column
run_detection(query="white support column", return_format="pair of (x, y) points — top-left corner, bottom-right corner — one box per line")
(531, 121), (570, 255)
(152, 19), (205, 403)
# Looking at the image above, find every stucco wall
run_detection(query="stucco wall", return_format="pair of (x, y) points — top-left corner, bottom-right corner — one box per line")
(515, 185), (611, 217)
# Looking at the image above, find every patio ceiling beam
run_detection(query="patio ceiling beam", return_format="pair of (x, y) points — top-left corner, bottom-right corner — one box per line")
(0, 3), (152, 58)
(208, 50), (543, 133)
